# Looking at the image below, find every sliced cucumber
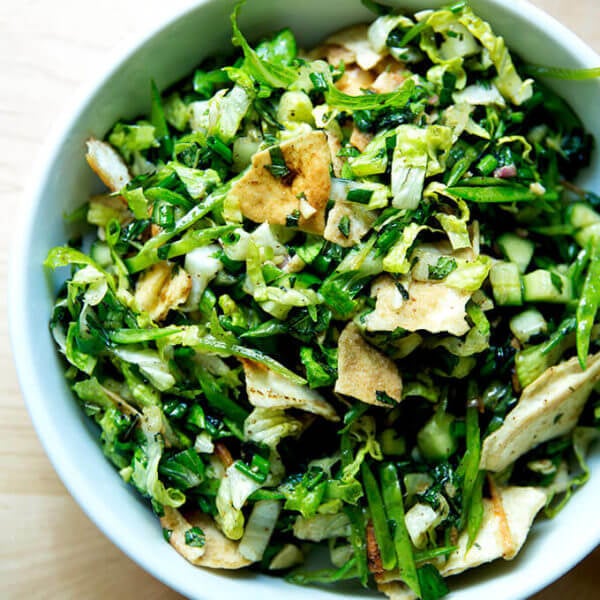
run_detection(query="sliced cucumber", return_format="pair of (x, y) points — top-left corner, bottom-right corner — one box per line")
(575, 223), (600, 248)
(569, 203), (600, 229)
(90, 240), (112, 268)
(490, 262), (522, 306)
(497, 233), (534, 273)
(509, 309), (547, 344)
(522, 269), (573, 303)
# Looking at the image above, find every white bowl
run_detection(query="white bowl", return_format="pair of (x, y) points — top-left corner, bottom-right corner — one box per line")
(10, 0), (600, 598)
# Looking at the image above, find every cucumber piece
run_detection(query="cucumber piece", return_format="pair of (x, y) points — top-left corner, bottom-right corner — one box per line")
(569, 203), (600, 229)
(575, 223), (600, 248)
(509, 309), (548, 344)
(522, 269), (573, 303)
(276, 91), (314, 125)
(89, 240), (112, 268)
(380, 429), (406, 456)
(497, 233), (534, 273)
(515, 342), (563, 388)
(489, 262), (522, 306)
(417, 411), (456, 462)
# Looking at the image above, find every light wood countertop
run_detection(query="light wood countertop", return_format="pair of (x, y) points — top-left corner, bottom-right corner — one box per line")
(1, 1), (598, 598)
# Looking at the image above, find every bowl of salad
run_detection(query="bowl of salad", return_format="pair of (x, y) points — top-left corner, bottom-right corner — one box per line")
(10, 0), (600, 598)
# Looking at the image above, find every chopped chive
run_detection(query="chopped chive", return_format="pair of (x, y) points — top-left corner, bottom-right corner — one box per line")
(346, 188), (373, 205)
(207, 135), (233, 163)
(477, 154), (499, 176)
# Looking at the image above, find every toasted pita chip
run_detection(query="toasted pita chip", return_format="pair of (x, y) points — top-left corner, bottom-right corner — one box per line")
(480, 353), (600, 472)
(161, 507), (252, 569)
(85, 138), (131, 192)
(371, 70), (407, 94)
(336, 66), (376, 96)
(228, 131), (331, 234)
(335, 322), (402, 406)
(306, 43), (356, 66)
(241, 359), (338, 421)
(134, 262), (192, 322)
(326, 24), (384, 70)
(364, 275), (471, 336)
(349, 126), (374, 152)
(440, 486), (546, 576)
(377, 582), (418, 600)
(324, 200), (376, 248)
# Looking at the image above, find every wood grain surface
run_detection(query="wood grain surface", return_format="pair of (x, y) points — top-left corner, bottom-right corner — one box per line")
(0, 1), (598, 598)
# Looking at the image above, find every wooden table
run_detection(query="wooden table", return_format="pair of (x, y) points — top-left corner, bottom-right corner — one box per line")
(0, 1), (598, 597)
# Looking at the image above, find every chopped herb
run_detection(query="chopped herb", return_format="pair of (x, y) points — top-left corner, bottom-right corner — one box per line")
(428, 257), (458, 280)
(338, 215), (351, 238)
(266, 146), (291, 178)
(286, 209), (301, 227)
(184, 526), (206, 547)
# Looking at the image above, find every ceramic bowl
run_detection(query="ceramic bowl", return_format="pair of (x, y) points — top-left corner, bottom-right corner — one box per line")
(10, 1), (600, 598)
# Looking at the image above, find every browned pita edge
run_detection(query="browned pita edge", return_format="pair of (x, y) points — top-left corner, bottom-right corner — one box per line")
(160, 507), (252, 570)
(228, 131), (331, 235)
(85, 138), (131, 193)
(335, 322), (402, 406)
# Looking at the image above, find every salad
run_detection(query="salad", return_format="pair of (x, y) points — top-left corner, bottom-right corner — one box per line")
(46, 1), (600, 598)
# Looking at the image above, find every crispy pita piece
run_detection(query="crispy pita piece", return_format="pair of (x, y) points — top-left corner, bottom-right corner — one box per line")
(240, 359), (338, 421)
(371, 70), (407, 94)
(335, 322), (402, 406)
(326, 24), (384, 70)
(364, 275), (471, 336)
(480, 353), (600, 472)
(228, 131), (331, 234)
(336, 66), (376, 96)
(85, 138), (131, 192)
(134, 262), (191, 322)
(440, 486), (546, 576)
(161, 507), (252, 569)
(161, 507), (206, 564)
(324, 200), (376, 248)
(349, 126), (373, 152)
(377, 582), (418, 600)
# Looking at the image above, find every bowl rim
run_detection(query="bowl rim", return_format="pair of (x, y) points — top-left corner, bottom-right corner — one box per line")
(9, 0), (600, 598)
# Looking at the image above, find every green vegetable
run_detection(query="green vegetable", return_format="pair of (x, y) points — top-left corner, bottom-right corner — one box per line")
(497, 233), (534, 274)
(489, 262), (523, 306)
(380, 464), (421, 596)
(576, 237), (600, 367)
(361, 462), (396, 571)
(417, 409), (457, 462)
(185, 527), (206, 547)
